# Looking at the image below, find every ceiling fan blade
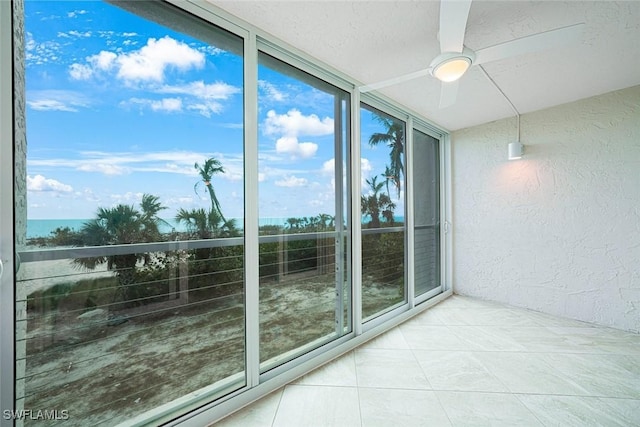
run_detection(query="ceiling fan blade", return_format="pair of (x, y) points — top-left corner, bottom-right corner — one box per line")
(359, 67), (431, 93)
(474, 23), (585, 65)
(439, 0), (473, 53)
(439, 80), (459, 109)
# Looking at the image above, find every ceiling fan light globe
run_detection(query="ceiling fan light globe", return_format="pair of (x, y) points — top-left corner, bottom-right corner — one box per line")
(432, 57), (472, 82)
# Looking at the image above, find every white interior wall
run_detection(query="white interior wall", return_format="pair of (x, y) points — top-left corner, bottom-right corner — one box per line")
(451, 85), (640, 332)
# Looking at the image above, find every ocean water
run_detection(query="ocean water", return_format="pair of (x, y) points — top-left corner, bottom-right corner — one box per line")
(26, 216), (405, 239)
(26, 217), (293, 239)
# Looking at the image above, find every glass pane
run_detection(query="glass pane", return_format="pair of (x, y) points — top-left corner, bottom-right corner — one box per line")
(413, 129), (440, 296)
(258, 52), (350, 370)
(16, 1), (244, 424)
(360, 105), (406, 320)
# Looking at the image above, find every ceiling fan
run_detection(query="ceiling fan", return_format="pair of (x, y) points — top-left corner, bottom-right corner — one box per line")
(358, 0), (585, 108)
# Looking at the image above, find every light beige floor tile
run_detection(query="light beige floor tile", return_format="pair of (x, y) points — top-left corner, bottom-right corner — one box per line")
(399, 325), (469, 350)
(214, 388), (283, 427)
(547, 326), (640, 354)
(599, 397), (640, 426)
(430, 308), (476, 325)
(541, 353), (640, 398)
(404, 309), (445, 326)
(355, 348), (431, 389)
(359, 388), (452, 427)
(494, 326), (584, 353)
(272, 385), (360, 427)
(414, 350), (509, 392)
(447, 325), (527, 352)
(473, 352), (590, 395)
(517, 394), (640, 427)
(293, 352), (357, 387)
(436, 391), (542, 426)
(213, 295), (640, 426)
(509, 309), (596, 328)
(360, 327), (410, 350)
(438, 295), (505, 309)
(470, 308), (543, 327)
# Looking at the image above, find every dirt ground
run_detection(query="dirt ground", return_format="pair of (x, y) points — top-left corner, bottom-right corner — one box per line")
(21, 265), (402, 426)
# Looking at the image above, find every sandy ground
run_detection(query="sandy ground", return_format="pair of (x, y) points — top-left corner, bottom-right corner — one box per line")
(15, 241), (402, 427)
(17, 247), (113, 297)
(19, 267), (401, 426)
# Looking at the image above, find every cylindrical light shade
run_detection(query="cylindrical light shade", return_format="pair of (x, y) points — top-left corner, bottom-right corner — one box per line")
(508, 141), (524, 160)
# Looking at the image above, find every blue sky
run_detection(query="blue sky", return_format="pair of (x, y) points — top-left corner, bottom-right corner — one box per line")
(24, 0), (403, 222)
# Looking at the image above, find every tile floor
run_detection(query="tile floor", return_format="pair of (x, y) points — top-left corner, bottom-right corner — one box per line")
(214, 295), (640, 426)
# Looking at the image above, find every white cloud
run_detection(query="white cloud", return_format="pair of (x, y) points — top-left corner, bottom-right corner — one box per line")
(69, 63), (93, 80)
(322, 159), (335, 175)
(361, 158), (372, 174)
(67, 10), (88, 18)
(264, 109), (334, 137)
(187, 102), (222, 117)
(28, 150), (231, 178)
(27, 175), (73, 193)
(28, 99), (78, 112)
(110, 192), (144, 203)
(259, 80), (286, 102)
(198, 45), (225, 56)
(77, 163), (130, 175)
(123, 97), (183, 113)
(69, 36), (204, 83)
(157, 81), (239, 116)
(151, 98), (182, 112)
(263, 109), (331, 159)
(25, 32), (62, 65)
(91, 51), (118, 70)
(158, 80), (240, 100)
(116, 36), (204, 82)
(26, 90), (89, 112)
(68, 51), (117, 80)
(59, 30), (91, 38)
(275, 136), (318, 159)
(275, 175), (308, 187)
(25, 32), (36, 51)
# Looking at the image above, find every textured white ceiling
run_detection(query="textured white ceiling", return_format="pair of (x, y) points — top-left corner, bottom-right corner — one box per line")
(211, 0), (640, 131)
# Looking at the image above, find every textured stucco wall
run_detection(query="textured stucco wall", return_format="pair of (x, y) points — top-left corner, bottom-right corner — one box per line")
(452, 85), (640, 333)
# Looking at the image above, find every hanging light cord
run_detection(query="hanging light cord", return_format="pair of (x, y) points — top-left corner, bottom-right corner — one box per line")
(478, 64), (520, 141)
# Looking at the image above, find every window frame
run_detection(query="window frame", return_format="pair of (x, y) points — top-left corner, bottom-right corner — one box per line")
(1, 0), (453, 425)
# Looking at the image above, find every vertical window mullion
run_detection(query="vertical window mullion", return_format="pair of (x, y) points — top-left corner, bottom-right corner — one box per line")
(333, 94), (345, 335)
(351, 90), (363, 336)
(406, 117), (415, 308)
(244, 30), (260, 388)
(0, 0), (16, 419)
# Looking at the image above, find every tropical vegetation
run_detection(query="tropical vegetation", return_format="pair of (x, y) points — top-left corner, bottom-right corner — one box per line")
(368, 114), (405, 198)
(72, 194), (168, 305)
(361, 175), (396, 228)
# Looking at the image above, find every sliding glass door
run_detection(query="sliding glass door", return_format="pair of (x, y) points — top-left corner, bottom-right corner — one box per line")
(412, 128), (441, 298)
(257, 52), (351, 371)
(360, 105), (407, 320)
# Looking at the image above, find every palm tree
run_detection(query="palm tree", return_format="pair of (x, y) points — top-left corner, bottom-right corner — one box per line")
(361, 175), (396, 229)
(383, 165), (394, 197)
(74, 194), (167, 305)
(317, 213), (335, 230)
(194, 158), (226, 223)
(175, 208), (240, 240)
(369, 115), (404, 198)
(286, 217), (301, 231)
